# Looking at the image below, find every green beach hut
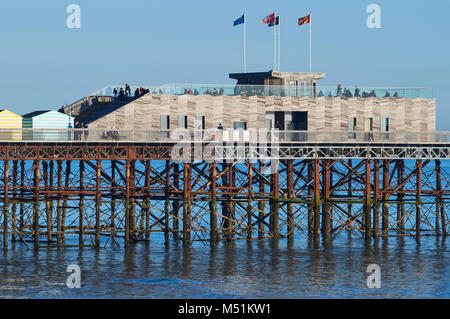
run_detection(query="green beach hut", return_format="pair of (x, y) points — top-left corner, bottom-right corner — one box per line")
(22, 110), (75, 141)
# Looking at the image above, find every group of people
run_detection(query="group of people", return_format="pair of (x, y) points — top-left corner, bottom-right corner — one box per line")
(317, 84), (400, 99)
(74, 121), (88, 140)
(113, 84), (151, 101)
(181, 88), (224, 96)
(109, 84), (401, 99)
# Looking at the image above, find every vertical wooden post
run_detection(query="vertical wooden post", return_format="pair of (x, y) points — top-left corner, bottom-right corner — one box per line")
(313, 159), (321, 241)
(95, 160), (102, 247)
(3, 160), (9, 249)
(210, 161), (218, 243)
(183, 162), (191, 244)
(364, 159), (372, 240)
(79, 160), (84, 246)
(382, 160), (390, 236)
(416, 160), (422, 239)
(286, 160), (294, 242)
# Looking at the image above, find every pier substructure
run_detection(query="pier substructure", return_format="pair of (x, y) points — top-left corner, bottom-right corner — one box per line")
(0, 143), (449, 248)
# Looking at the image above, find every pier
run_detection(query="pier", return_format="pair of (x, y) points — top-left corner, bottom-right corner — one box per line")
(0, 130), (449, 248)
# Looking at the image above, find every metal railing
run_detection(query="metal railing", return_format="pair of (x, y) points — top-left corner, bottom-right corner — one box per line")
(0, 129), (448, 144)
(90, 84), (433, 99)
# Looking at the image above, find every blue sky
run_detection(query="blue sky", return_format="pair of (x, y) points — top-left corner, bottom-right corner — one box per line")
(0, 0), (449, 129)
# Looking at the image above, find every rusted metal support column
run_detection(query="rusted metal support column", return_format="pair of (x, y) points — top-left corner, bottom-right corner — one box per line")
(307, 161), (314, 236)
(11, 161), (17, 243)
(221, 164), (229, 239)
(95, 160), (102, 247)
(43, 161), (52, 242)
(79, 160), (85, 245)
(373, 160), (380, 239)
(382, 160), (390, 236)
(416, 160), (422, 239)
(435, 160), (446, 236)
(19, 160), (25, 238)
(110, 160), (117, 237)
(247, 162), (253, 241)
(313, 159), (321, 241)
(226, 164), (236, 241)
(56, 161), (62, 245)
(143, 160), (150, 241)
(62, 160), (70, 241)
(321, 160), (331, 240)
(209, 161), (218, 243)
(3, 160), (9, 249)
(222, 164), (234, 241)
(364, 159), (372, 240)
(49, 161), (54, 242)
(258, 161), (265, 239)
(347, 159), (353, 234)
(397, 161), (405, 234)
(183, 162), (191, 244)
(138, 163), (145, 240)
(164, 160), (171, 243)
(172, 162), (180, 241)
(125, 159), (131, 245)
(286, 160), (294, 242)
(271, 161), (280, 240)
(129, 160), (136, 241)
(33, 160), (40, 248)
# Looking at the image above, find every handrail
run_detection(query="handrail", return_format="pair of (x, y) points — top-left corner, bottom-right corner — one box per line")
(90, 84), (433, 99)
(0, 129), (447, 144)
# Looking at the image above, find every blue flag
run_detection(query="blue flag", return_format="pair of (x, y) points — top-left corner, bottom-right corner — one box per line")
(233, 14), (244, 26)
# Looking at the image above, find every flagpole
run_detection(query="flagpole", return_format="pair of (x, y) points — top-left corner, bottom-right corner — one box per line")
(309, 12), (312, 74)
(273, 11), (276, 70)
(278, 15), (281, 71)
(244, 13), (247, 73)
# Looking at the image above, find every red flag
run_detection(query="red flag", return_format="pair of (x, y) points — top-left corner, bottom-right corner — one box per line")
(298, 14), (311, 26)
(262, 13), (275, 24)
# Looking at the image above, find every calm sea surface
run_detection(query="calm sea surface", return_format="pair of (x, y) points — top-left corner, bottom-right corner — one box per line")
(0, 235), (448, 299)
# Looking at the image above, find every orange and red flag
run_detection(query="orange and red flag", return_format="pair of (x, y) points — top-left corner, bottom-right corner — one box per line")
(298, 14), (311, 26)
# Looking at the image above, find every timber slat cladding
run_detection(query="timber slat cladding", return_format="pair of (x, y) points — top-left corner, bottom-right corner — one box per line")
(88, 93), (436, 132)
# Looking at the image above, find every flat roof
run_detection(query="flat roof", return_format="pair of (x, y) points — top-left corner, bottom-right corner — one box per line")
(229, 70), (326, 85)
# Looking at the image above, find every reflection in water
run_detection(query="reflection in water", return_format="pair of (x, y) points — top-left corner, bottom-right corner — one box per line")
(0, 235), (448, 298)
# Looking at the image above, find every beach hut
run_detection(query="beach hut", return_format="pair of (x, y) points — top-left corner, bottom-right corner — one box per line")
(0, 110), (23, 140)
(22, 110), (75, 141)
